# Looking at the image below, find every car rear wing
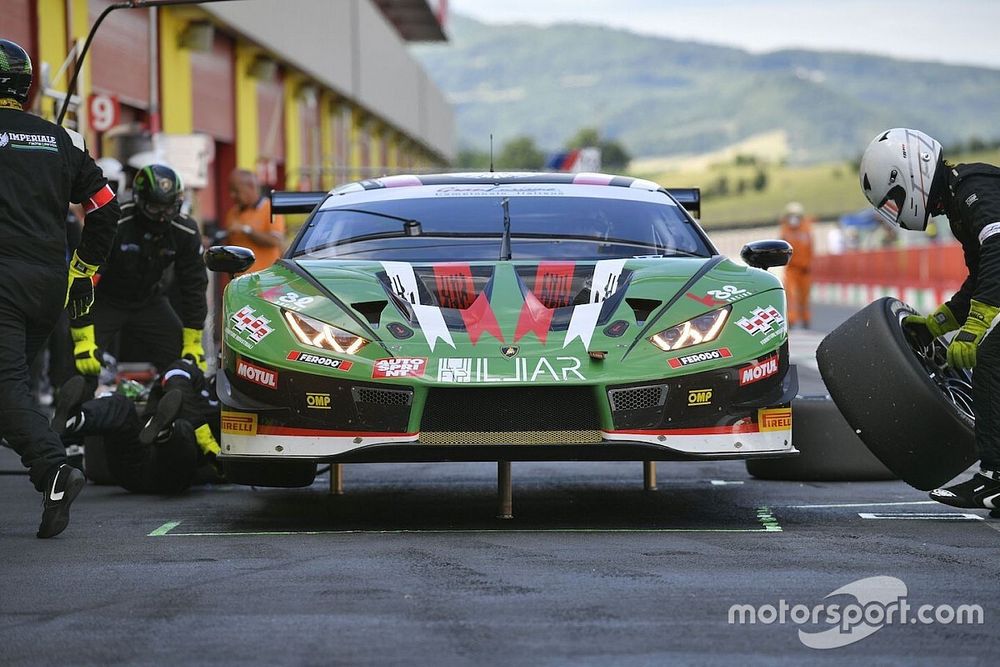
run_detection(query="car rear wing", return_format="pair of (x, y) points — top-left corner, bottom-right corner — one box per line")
(666, 188), (701, 219)
(270, 190), (328, 215)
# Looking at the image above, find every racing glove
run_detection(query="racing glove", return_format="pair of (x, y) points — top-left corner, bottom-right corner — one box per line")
(181, 328), (207, 371)
(65, 251), (99, 320)
(71, 325), (102, 376)
(194, 423), (221, 457)
(903, 303), (961, 338)
(947, 299), (1000, 369)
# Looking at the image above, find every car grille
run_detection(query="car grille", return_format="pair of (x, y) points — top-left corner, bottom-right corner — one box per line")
(608, 385), (666, 411)
(420, 387), (601, 445)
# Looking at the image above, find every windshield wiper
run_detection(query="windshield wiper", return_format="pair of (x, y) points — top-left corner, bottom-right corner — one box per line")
(327, 208), (422, 236)
(499, 197), (512, 261)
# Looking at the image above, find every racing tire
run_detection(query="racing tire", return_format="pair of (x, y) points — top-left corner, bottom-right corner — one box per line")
(816, 297), (976, 490)
(746, 395), (896, 481)
(222, 459), (317, 488)
(83, 435), (117, 485)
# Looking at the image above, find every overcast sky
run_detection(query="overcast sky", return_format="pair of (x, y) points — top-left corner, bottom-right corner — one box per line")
(448, 0), (1000, 70)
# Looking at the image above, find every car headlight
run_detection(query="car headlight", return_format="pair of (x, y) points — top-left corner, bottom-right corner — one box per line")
(648, 306), (730, 352)
(283, 310), (369, 354)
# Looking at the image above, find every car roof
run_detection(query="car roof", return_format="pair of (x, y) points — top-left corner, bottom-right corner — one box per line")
(336, 172), (663, 194)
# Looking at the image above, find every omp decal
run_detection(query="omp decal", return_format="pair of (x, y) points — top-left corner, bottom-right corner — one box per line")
(739, 354), (780, 386)
(230, 306), (273, 346)
(433, 264), (476, 309)
(461, 291), (504, 344)
(687, 389), (713, 406)
(736, 306), (784, 337)
(667, 347), (732, 369)
(372, 357), (427, 378)
(305, 392), (332, 410)
(437, 357), (585, 383)
(758, 407), (792, 432)
(515, 290), (555, 343)
(534, 262), (576, 308)
(286, 350), (353, 371)
(381, 262), (455, 351)
(236, 358), (278, 389)
(221, 411), (258, 435)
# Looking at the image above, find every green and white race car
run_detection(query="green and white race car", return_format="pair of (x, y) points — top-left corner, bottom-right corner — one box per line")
(207, 173), (798, 487)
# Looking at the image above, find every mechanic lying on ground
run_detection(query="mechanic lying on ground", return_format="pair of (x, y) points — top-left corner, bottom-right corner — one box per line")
(71, 163), (209, 383)
(52, 359), (222, 494)
(860, 128), (1000, 509)
(0, 39), (119, 538)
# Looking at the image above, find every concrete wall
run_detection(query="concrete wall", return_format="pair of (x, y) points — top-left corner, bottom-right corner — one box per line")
(203, 0), (454, 161)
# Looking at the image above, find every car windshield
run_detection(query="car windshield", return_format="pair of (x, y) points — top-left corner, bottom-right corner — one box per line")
(290, 195), (712, 262)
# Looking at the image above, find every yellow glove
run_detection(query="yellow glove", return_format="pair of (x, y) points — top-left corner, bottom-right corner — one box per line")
(947, 299), (1000, 369)
(903, 303), (960, 338)
(65, 251), (99, 319)
(194, 423), (221, 456)
(181, 328), (206, 371)
(71, 325), (102, 376)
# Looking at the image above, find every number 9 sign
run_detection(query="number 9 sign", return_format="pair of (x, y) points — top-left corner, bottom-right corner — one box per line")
(88, 93), (120, 133)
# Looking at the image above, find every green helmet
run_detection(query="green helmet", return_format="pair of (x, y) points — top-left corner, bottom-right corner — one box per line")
(133, 164), (184, 223)
(0, 39), (33, 105)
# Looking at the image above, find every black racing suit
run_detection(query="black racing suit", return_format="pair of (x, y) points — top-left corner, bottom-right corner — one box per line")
(72, 201), (208, 371)
(941, 163), (1000, 472)
(63, 359), (220, 493)
(0, 107), (119, 491)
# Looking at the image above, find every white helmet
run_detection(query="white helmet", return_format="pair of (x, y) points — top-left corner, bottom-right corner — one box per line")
(859, 128), (943, 231)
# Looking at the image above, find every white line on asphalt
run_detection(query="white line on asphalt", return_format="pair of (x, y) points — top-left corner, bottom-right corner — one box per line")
(710, 480), (745, 486)
(785, 500), (938, 509)
(858, 512), (984, 520)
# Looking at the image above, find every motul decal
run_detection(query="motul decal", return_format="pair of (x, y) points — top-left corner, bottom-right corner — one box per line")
(738, 354), (779, 386)
(236, 358), (278, 389)
(381, 262), (454, 351)
(461, 291), (504, 344)
(534, 262), (576, 308)
(515, 290), (555, 343)
(433, 264), (476, 309)
(667, 347), (732, 369)
(372, 357), (427, 378)
(286, 350), (353, 372)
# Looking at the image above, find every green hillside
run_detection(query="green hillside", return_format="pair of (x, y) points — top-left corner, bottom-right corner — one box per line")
(414, 15), (1000, 163)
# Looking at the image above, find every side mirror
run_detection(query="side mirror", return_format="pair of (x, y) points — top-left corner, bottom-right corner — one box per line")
(740, 240), (793, 270)
(205, 245), (256, 274)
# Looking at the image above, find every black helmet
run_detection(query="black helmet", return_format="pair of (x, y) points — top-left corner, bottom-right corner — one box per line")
(133, 164), (184, 223)
(0, 39), (33, 105)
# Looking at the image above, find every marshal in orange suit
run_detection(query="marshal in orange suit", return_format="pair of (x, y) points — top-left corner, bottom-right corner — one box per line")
(778, 202), (815, 329)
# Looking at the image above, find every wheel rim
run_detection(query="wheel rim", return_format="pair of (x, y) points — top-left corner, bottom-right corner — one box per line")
(899, 310), (975, 422)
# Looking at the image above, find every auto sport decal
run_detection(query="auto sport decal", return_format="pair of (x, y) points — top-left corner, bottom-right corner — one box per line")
(687, 284), (752, 307)
(758, 407), (792, 432)
(739, 354), (780, 386)
(286, 350), (353, 371)
(668, 347), (732, 369)
(236, 358), (278, 389)
(735, 306), (786, 345)
(372, 357), (427, 378)
(437, 357), (585, 383)
(229, 306), (273, 346)
(221, 411), (257, 435)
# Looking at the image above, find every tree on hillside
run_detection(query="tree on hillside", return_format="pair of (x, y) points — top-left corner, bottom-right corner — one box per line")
(566, 127), (632, 171)
(498, 136), (545, 170)
(455, 147), (491, 170)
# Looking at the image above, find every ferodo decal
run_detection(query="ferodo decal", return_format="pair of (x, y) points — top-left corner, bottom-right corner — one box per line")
(687, 389), (713, 406)
(437, 357), (585, 383)
(735, 306), (785, 343)
(372, 357), (427, 378)
(230, 306), (273, 346)
(687, 285), (752, 307)
(221, 411), (258, 435)
(286, 350), (353, 371)
(305, 392), (332, 410)
(668, 347), (732, 369)
(758, 407), (792, 432)
(236, 358), (278, 389)
(739, 354), (780, 386)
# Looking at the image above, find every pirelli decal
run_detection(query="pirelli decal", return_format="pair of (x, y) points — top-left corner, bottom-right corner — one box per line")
(221, 411), (258, 435)
(758, 407), (792, 432)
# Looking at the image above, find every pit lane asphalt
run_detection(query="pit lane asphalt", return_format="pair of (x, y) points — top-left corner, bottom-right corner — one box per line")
(1, 305), (997, 665)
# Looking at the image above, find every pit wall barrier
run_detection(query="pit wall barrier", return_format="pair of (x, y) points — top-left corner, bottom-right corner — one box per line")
(811, 242), (966, 313)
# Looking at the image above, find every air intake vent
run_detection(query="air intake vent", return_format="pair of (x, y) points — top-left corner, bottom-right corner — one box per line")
(626, 298), (661, 325)
(608, 385), (667, 411)
(352, 387), (412, 406)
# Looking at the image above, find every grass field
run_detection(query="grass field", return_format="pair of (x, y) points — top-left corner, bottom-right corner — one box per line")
(634, 147), (1000, 229)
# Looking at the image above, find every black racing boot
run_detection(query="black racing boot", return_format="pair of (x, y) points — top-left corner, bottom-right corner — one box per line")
(37, 464), (86, 539)
(139, 389), (183, 445)
(929, 469), (1000, 510)
(51, 375), (90, 437)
